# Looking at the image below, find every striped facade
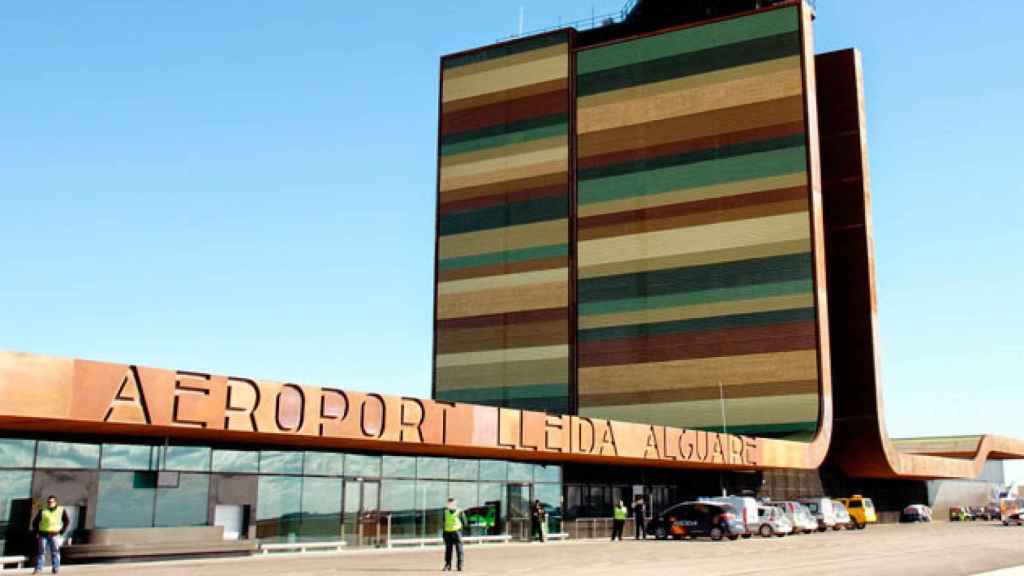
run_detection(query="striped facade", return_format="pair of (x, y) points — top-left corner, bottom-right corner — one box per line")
(434, 32), (573, 413)
(575, 6), (821, 438)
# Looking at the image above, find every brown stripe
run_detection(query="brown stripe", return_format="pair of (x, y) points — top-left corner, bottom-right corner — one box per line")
(578, 95), (805, 160)
(578, 322), (818, 367)
(578, 198), (809, 241)
(439, 183), (567, 215)
(439, 171), (567, 204)
(437, 256), (568, 282)
(437, 318), (570, 354)
(441, 89), (567, 136)
(578, 121), (804, 171)
(436, 307), (567, 331)
(442, 78), (568, 115)
(580, 379), (819, 407)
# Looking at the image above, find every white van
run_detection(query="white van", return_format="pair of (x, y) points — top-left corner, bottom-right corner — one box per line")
(798, 498), (837, 532)
(707, 496), (759, 538)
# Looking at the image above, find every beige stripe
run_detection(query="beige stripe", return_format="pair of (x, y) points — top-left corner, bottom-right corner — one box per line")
(441, 142), (567, 181)
(578, 212), (811, 267)
(579, 293), (814, 330)
(439, 219), (568, 260)
(579, 239), (811, 280)
(444, 44), (567, 81)
(439, 268), (568, 295)
(443, 78), (567, 114)
(442, 135), (568, 168)
(443, 55), (568, 103)
(441, 159), (567, 193)
(578, 67), (803, 135)
(436, 344), (570, 368)
(578, 394), (819, 429)
(579, 56), (800, 110)
(577, 173), (808, 218)
(437, 281), (568, 320)
(435, 358), (567, 391)
(579, 350), (819, 395)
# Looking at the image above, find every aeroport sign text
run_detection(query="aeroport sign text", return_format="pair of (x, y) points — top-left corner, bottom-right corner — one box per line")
(0, 352), (768, 471)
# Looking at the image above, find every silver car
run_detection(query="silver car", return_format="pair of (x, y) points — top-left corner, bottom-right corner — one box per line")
(756, 505), (793, 537)
(832, 500), (855, 530)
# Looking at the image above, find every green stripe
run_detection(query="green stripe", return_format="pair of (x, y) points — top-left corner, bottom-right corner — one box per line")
(578, 32), (800, 98)
(579, 253), (812, 303)
(696, 421), (818, 435)
(442, 113), (565, 148)
(441, 121), (567, 157)
(435, 383), (569, 402)
(439, 195), (568, 236)
(579, 279), (813, 316)
(578, 307), (815, 343)
(444, 32), (568, 70)
(439, 244), (569, 271)
(579, 133), (805, 181)
(577, 7), (798, 75)
(578, 146), (807, 205)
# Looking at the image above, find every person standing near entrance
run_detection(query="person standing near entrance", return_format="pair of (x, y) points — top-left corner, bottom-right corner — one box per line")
(632, 496), (647, 540)
(442, 498), (468, 572)
(611, 500), (627, 541)
(531, 500), (548, 542)
(31, 495), (69, 574)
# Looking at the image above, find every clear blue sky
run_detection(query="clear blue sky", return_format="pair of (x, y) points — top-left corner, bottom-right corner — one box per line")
(3, 1), (1022, 480)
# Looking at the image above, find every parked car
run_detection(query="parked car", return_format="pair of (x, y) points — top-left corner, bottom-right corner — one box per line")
(707, 496), (759, 539)
(964, 506), (981, 521)
(985, 503), (1002, 521)
(949, 506), (968, 522)
(799, 498), (837, 532)
(838, 495), (877, 529)
(647, 501), (746, 541)
(756, 505), (793, 537)
(773, 501), (817, 534)
(832, 500), (854, 530)
(1001, 498), (1024, 526)
(900, 504), (932, 523)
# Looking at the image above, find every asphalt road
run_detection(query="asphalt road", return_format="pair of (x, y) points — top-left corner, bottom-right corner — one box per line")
(26, 522), (1024, 576)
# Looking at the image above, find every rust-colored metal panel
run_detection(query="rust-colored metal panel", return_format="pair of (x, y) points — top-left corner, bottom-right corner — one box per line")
(0, 350), (827, 471)
(817, 48), (1024, 479)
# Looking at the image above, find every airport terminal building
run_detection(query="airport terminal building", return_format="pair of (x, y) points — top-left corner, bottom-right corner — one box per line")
(2, 0), (1022, 563)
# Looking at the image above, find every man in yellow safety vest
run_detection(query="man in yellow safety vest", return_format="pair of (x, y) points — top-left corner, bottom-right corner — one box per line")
(31, 495), (69, 574)
(611, 500), (627, 541)
(442, 498), (468, 572)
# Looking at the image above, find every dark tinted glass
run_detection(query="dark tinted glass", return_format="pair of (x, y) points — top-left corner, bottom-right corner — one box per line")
(36, 441), (99, 469)
(0, 439), (35, 468)
(95, 471), (155, 528)
(163, 446), (210, 472)
(259, 451), (302, 475)
(345, 454), (382, 478)
(211, 450), (259, 473)
(155, 473), (209, 527)
(256, 476), (302, 542)
(303, 452), (344, 477)
(102, 444), (155, 470)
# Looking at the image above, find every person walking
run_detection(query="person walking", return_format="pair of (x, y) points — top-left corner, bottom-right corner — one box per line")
(531, 500), (547, 542)
(632, 496), (647, 540)
(31, 495), (69, 575)
(611, 500), (627, 541)
(442, 498), (468, 572)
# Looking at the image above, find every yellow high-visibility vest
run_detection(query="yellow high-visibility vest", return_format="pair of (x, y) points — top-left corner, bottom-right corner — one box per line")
(613, 506), (627, 520)
(39, 506), (63, 533)
(444, 508), (463, 532)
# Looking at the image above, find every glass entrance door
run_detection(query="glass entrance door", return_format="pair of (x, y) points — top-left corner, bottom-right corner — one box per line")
(343, 480), (381, 547)
(507, 484), (531, 541)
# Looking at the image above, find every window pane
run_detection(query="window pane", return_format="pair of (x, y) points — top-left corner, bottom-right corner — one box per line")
(0, 470), (32, 555)
(36, 441), (99, 469)
(476, 483), (506, 536)
(508, 462), (533, 483)
(534, 483), (562, 534)
(212, 450), (259, 474)
(534, 464), (560, 483)
(383, 456), (416, 478)
(448, 482), (479, 535)
(304, 452), (344, 476)
(300, 477), (342, 540)
(345, 455), (381, 478)
(449, 459), (479, 482)
(382, 480), (417, 539)
(95, 471), (155, 528)
(256, 476), (302, 542)
(417, 457), (448, 480)
(164, 446), (210, 472)
(0, 439), (35, 468)
(479, 460), (507, 482)
(259, 451), (302, 475)
(101, 444), (154, 470)
(417, 480), (447, 537)
(155, 474), (209, 527)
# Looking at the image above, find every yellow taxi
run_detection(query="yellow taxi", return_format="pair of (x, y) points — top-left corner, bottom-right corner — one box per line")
(838, 495), (877, 529)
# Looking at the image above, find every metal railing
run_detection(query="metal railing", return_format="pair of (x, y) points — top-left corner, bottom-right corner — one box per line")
(499, 0), (815, 42)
